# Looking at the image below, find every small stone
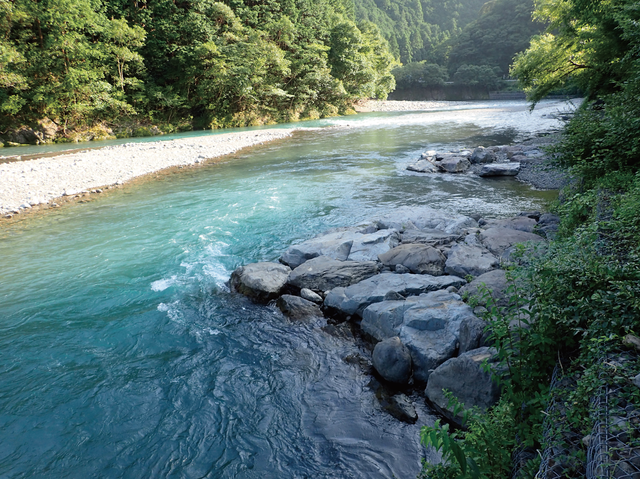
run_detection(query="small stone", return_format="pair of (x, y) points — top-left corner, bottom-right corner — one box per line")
(394, 264), (410, 274)
(633, 373), (640, 389)
(387, 394), (418, 423)
(300, 288), (323, 304)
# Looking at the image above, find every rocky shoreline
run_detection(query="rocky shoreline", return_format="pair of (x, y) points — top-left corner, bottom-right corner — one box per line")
(0, 129), (295, 219)
(229, 205), (560, 425)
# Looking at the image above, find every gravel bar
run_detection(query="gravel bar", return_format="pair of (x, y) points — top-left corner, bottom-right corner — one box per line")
(0, 129), (295, 216)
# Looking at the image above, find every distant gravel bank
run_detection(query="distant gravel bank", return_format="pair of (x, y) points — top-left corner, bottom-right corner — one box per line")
(0, 129), (294, 218)
(356, 100), (478, 112)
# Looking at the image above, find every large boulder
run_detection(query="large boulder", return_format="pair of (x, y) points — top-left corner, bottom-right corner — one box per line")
(372, 337), (412, 384)
(436, 157), (471, 173)
(398, 291), (481, 382)
(479, 163), (521, 177)
(287, 256), (380, 292)
(470, 147), (497, 164)
(425, 347), (502, 426)
(459, 269), (509, 307)
(378, 244), (447, 275)
(361, 291), (485, 382)
(230, 262), (291, 302)
(324, 273), (466, 318)
(280, 228), (399, 268)
(276, 295), (323, 320)
(407, 159), (439, 173)
(479, 227), (545, 257)
(444, 243), (500, 278)
(8, 127), (40, 145)
(374, 206), (477, 235)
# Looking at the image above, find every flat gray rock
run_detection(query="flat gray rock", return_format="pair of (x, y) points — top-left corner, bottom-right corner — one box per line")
(400, 228), (460, 246)
(481, 216), (537, 233)
(374, 206), (477, 235)
(425, 347), (501, 426)
(378, 244), (446, 275)
(324, 273), (466, 317)
(444, 243), (500, 278)
(479, 227), (545, 256)
(276, 295), (323, 320)
(407, 159), (438, 173)
(230, 262), (291, 302)
(287, 256), (380, 292)
(280, 228), (399, 268)
(479, 162), (521, 177)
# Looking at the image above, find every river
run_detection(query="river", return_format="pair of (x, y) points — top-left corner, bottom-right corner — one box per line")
(0, 100), (574, 478)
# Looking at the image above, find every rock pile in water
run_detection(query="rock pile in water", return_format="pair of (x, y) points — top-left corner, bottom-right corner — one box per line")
(406, 144), (549, 179)
(229, 206), (559, 425)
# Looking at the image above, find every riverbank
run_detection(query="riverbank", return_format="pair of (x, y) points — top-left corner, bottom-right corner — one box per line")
(0, 129), (295, 219)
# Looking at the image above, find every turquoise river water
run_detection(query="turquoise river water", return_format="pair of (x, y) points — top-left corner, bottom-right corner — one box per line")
(0, 100), (573, 478)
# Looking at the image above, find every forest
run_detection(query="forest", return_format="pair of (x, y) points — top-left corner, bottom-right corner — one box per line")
(0, 0), (396, 136)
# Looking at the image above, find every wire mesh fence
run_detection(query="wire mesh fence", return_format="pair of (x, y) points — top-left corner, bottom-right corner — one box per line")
(586, 351), (640, 479)
(534, 363), (586, 479)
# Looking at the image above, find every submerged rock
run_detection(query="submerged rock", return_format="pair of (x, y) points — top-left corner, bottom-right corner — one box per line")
(369, 378), (419, 423)
(425, 347), (502, 426)
(287, 256), (380, 292)
(372, 336), (412, 384)
(444, 243), (500, 278)
(230, 262), (291, 302)
(324, 273), (466, 318)
(276, 294), (323, 320)
(378, 244), (447, 275)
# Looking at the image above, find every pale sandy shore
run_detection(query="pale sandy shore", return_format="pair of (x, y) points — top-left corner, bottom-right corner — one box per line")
(0, 129), (295, 218)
